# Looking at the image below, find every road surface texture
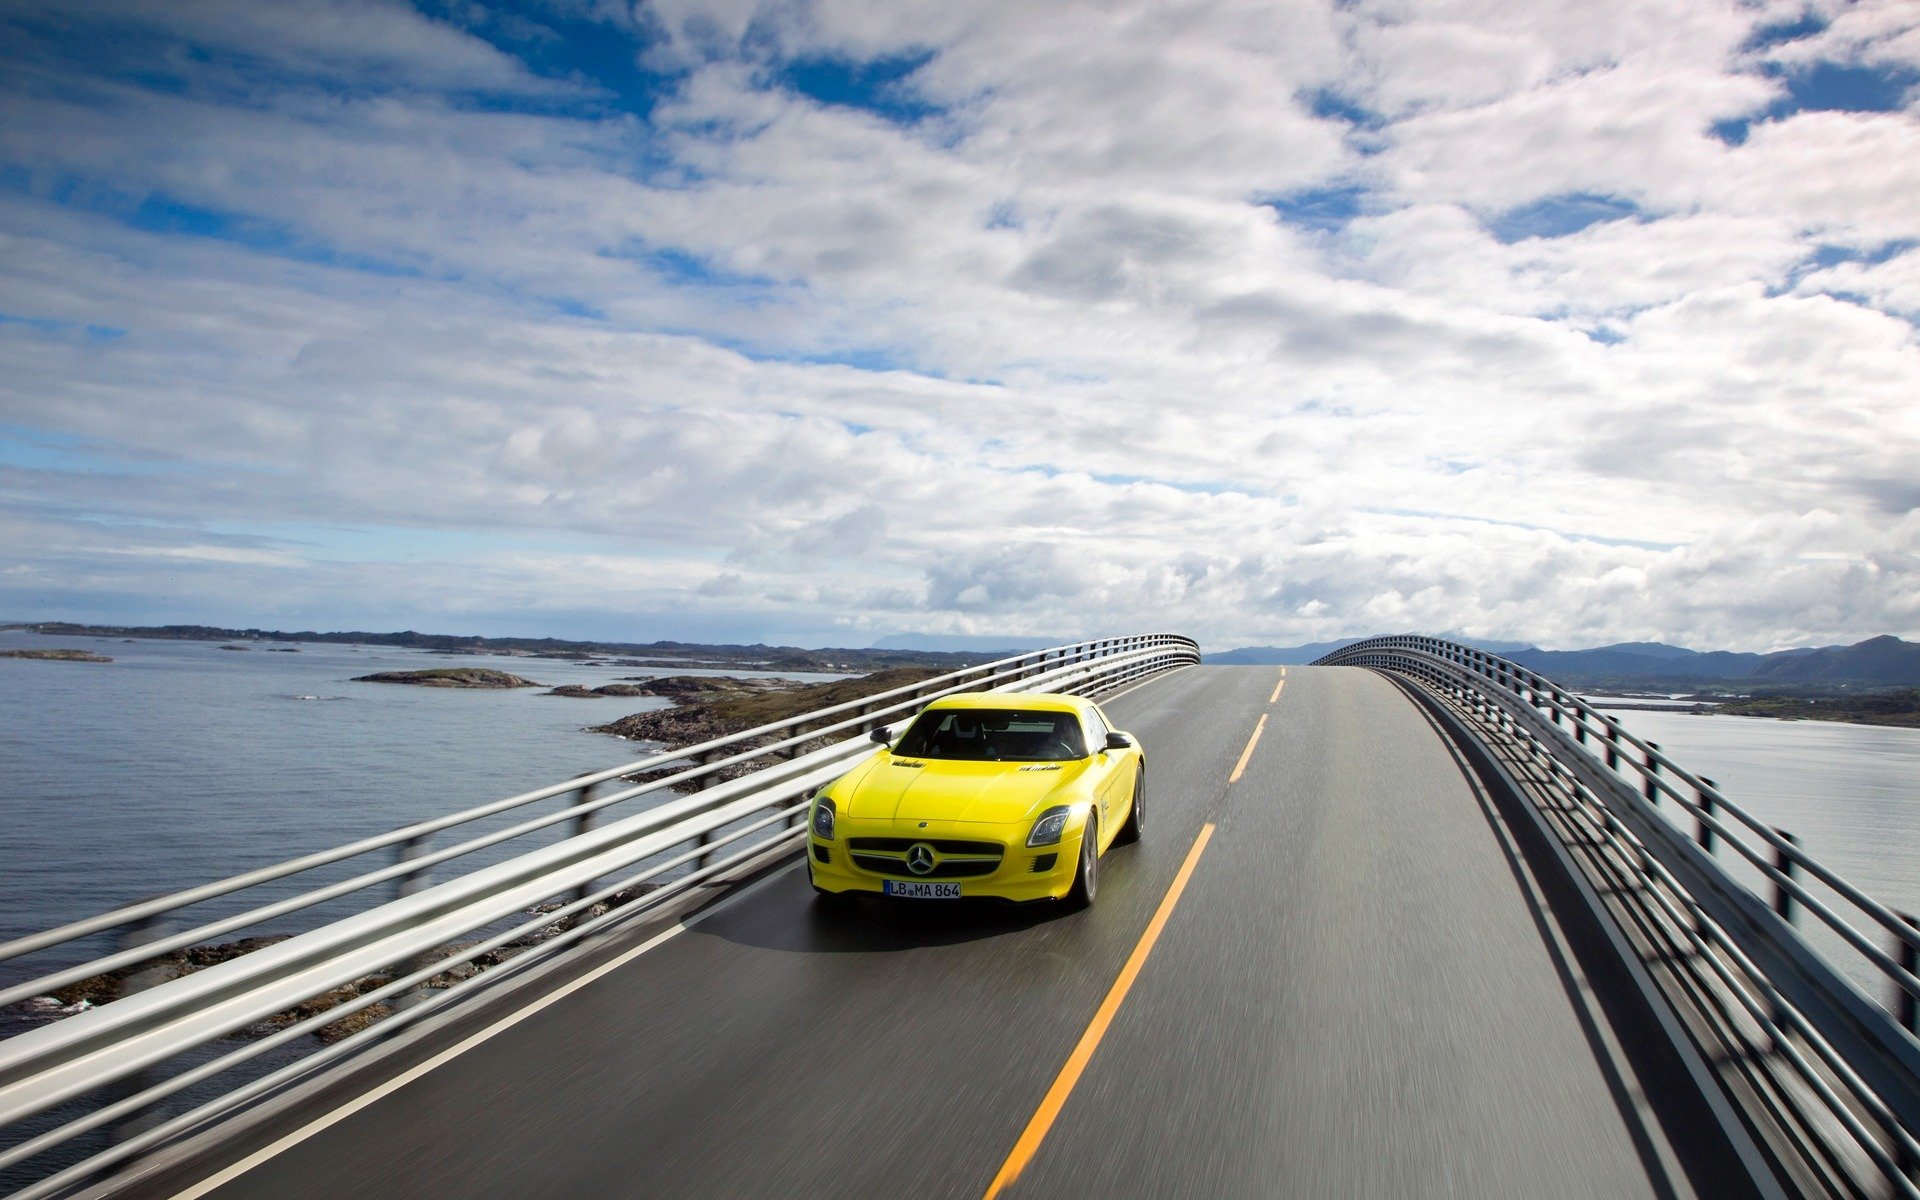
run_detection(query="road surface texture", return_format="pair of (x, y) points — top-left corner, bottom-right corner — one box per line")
(139, 666), (1763, 1199)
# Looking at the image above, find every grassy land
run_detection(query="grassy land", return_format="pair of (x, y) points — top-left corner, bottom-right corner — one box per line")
(1716, 690), (1920, 727)
(591, 666), (948, 746)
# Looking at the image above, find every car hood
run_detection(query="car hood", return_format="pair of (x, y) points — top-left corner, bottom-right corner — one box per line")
(837, 755), (1085, 825)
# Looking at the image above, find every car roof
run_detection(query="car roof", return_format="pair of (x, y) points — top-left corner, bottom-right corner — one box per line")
(921, 691), (1091, 716)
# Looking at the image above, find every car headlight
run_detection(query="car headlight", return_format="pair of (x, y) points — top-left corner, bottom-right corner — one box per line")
(1026, 805), (1071, 847)
(811, 795), (836, 841)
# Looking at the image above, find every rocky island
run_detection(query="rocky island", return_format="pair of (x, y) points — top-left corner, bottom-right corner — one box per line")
(590, 667), (945, 763)
(544, 683), (652, 698)
(0, 648), (112, 662)
(352, 668), (544, 689)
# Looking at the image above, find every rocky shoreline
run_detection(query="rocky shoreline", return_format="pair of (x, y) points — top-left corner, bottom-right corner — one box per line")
(590, 666), (946, 788)
(352, 668), (544, 688)
(0, 648), (112, 662)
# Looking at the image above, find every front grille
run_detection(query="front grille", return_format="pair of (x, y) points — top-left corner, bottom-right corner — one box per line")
(848, 837), (1002, 855)
(850, 854), (999, 879)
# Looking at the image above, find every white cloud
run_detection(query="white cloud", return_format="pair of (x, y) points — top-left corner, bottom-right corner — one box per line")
(0, 0), (1916, 651)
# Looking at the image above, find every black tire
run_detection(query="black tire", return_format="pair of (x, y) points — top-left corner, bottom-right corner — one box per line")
(1064, 814), (1098, 909)
(1114, 766), (1144, 845)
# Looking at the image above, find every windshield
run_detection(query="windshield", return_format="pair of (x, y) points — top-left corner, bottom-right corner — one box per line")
(892, 708), (1088, 761)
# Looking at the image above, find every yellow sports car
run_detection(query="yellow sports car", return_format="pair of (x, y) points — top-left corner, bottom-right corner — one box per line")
(805, 692), (1144, 907)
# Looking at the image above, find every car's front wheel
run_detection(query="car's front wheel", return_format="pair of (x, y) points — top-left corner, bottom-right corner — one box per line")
(1064, 814), (1098, 909)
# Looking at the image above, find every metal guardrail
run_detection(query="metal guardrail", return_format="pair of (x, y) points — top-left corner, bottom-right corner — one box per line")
(1320, 635), (1920, 1200)
(0, 634), (1198, 1198)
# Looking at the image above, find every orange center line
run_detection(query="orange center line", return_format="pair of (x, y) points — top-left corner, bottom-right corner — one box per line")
(1268, 675), (1285, 704)
(982, 823), (1217, 1199)
(1228, 713), (1267, 784)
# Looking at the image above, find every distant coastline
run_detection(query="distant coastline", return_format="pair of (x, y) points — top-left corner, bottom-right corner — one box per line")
(0, 621), (996, 674)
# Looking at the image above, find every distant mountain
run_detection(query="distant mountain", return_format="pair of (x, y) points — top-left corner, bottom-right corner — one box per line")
(1593, 641), (1700, 660)
(1208, 636), (1534, 665)
(1206, 639), (1365, 665)
(1508, 646), (1760, 680)
(868, 633), (1062, 654)
(1511, 637), (1915, 688)
(1206, 634), (1920, 688)
(1749, 635), (1920, 685)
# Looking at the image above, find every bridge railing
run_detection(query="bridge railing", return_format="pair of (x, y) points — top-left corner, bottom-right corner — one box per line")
(0, 634), (1198, 1199)
(1321, 635), (1919, 1200)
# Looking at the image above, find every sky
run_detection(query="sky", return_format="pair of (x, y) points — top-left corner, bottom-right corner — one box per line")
(1, 0), (1917, 652)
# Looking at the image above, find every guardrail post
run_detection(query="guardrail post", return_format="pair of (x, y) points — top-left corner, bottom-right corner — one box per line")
(106, 907), (172, 1142)
(1772, 829), (1801, 925)
(1642, 745), (1661, 808)
(1603, 719), (1620, 769)
(393, 834), (431, 900)
(680, 750), (719, 866)
(1695, 783), (1718, 854)
(570, 779), (599, 905)
(686, 749), (713, 792)
(1897, 911), (1918, 1036)
(391, 834), (433, 1009)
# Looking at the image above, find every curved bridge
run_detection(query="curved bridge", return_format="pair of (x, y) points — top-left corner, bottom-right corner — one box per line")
(1, 636), (1915, 1199)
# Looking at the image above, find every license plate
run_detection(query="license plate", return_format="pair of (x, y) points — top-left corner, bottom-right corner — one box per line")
(882, 880), (961, 899)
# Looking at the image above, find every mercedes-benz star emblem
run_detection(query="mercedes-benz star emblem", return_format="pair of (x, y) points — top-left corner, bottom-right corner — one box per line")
(906, 843), (936, 875)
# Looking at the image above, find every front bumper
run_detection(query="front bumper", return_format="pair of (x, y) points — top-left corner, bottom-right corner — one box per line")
(806, 817), (1086, 903)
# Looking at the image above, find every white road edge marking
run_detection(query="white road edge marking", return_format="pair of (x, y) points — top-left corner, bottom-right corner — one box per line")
(168, 863), (802, 1200)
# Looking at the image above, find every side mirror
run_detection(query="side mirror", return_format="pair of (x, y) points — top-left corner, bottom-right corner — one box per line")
(870, 726), (893, 745)
(1104, 731), (1133, 751)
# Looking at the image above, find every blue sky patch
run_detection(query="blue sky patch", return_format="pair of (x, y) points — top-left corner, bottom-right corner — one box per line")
(1784, 60), (1917, 112)
(0, 313), (125, 341)
(1260, 185), (1368, 233)
(1739, 10), (1828, 53)
(692, 330), (914, 375)
(1089, 472), (1245, 496)
(1485, 193), (1641, 243)
(1370, 507), (1681, 551)
(778, 50), (940, 125)
(1713, 60), (1920, 144)
(1808, 240), (1916, 270)
(614, 244), (775, 291)
(412, 1), (680, 119)
(1303, 87), (1383, 130)
(0, 424), (178, 476)
(0, 170), (431, 278)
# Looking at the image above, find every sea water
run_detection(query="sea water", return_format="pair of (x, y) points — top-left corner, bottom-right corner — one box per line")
(0, 631), (844, 949)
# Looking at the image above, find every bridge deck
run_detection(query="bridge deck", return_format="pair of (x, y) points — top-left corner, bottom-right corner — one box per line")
(152, 667), (1755, 1199)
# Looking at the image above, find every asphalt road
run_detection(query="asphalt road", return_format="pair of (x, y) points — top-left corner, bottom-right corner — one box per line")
(180, 666), (1759, 1200)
